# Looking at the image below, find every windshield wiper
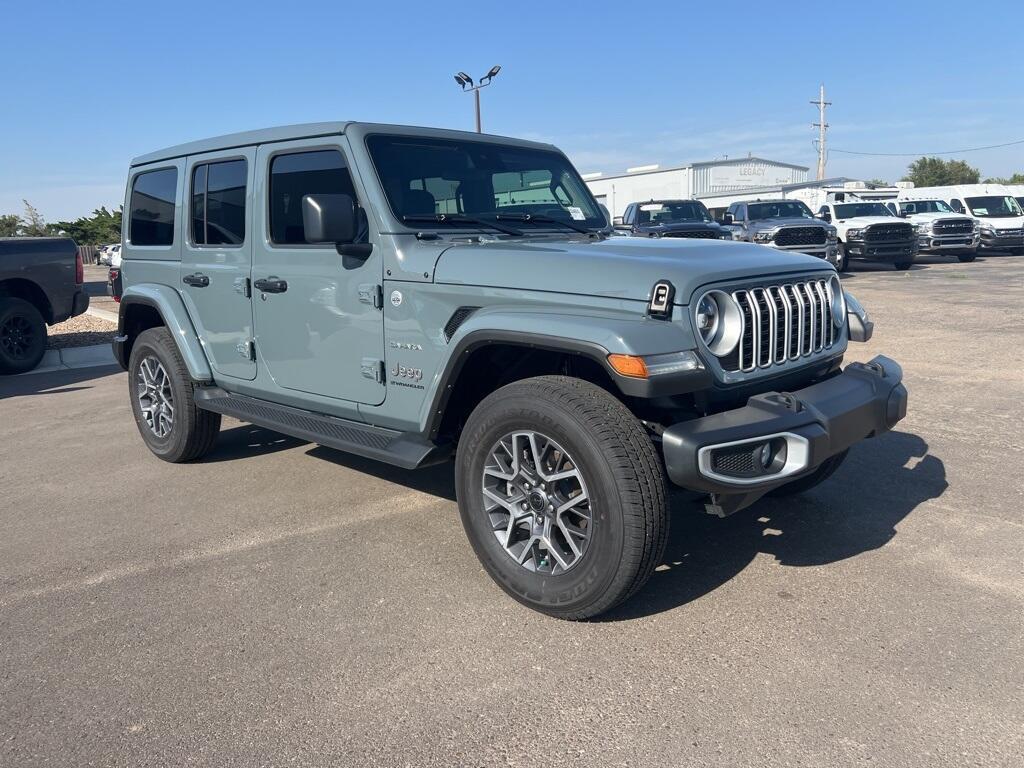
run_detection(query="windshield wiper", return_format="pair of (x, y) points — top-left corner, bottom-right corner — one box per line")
(402, 213), (523, 236)
(493, 212), (597, 235)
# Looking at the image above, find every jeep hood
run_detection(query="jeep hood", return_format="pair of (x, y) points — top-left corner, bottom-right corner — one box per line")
(432, 236), (829, 305)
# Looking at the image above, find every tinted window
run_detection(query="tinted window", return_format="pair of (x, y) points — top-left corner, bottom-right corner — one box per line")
(269, 150), (358, 245)
(747, 201), (814, 220)
(191, 159), (247, 246)
(130, 168), (177, 246)
(833, 202), (894, 218)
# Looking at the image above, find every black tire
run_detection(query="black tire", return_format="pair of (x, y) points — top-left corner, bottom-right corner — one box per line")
(455, 376), (668, 620)
(835, 242), (849, 272)
(0, 298), (47, 375)
(894, 261), (913, 270)
(957, 253), (977, 263)
(128, 326), (220, 462)
(768, 449), (849, 497)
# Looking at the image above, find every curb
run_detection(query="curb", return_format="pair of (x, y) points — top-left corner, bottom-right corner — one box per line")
(21, 344), (117, 376)
(86, 305), (119, 323)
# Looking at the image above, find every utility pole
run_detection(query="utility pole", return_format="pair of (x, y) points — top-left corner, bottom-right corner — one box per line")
(811, 83), (831, 180)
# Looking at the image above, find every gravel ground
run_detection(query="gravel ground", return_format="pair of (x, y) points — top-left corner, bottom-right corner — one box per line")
(46, 312), (117, 349)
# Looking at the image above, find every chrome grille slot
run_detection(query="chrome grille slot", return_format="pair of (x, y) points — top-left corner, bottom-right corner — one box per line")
(726, 277), (838, 373)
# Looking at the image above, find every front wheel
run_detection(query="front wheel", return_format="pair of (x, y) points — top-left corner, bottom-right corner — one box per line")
(835, 242), (849, 272)
(455, 376), (668, 620)
(894, 261), (913, 270)
(128, 327), (221, 462)
(957, 253), (977, 263)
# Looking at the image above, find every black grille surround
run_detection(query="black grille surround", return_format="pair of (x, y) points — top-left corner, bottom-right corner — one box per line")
(773, 227), (827, 247)
(933, 218), (974, 235)
(716, 277), (840, 374)
(864, 223), (915, 243)
(663, 230), (719, 239)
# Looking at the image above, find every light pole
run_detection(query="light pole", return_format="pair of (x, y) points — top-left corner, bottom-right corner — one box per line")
(454, 66), (501, 133)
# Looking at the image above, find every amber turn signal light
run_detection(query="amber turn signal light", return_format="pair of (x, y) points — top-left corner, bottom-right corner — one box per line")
(607, 354), (649, 379)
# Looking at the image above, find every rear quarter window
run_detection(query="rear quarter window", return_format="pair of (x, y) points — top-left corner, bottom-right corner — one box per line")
(130, 168), (178, 246)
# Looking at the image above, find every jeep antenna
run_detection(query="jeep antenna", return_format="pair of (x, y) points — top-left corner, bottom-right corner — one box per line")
(811, 83), (831, 180)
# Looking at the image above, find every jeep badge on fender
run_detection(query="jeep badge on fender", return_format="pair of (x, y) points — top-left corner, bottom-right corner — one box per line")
(113, 121), (907, 620)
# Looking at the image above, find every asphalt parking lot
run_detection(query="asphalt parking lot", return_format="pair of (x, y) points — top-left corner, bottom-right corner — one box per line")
(1, 254), (1022, 767)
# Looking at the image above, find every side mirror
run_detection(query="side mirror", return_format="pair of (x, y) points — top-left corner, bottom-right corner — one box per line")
(302, 194), (357, 244)
(612, 216), (624, 226)
(722, 212), (734, 225)
(819, 211), (832, 222)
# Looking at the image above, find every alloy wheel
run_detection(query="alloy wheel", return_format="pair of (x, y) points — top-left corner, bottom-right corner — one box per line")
(481, 430), (593, 575)
(137, 356), (174, 438)
(0, 315), (36, 360)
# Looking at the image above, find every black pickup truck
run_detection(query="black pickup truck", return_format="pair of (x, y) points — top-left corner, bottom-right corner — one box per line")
(614, 199), (732, 239)
(0, 237), (89, 373)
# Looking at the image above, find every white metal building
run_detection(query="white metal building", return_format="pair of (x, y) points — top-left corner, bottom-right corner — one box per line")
(695, 178), (911, 218)
(583, 157), (809, 219)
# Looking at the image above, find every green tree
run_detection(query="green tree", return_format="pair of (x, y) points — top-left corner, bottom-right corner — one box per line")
(52, 206), (122, 246)
(902, 157), (980, 186)
(867, 178), (889, 187)
(19, 200), (50, 237)
(983, 172), (1024, 184)
(0, 213), (21, 237)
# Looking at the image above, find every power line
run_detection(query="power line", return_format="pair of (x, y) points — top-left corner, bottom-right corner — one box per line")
(831, 137), (1024, 157)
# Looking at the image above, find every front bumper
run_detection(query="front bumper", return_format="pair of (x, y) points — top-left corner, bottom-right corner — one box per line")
(918, 233), (978, 252)
(979, 231), (1024, 250)
(661, 355), (907, 514)
(769, 242), (838, 261)
(846, 238), (917, 262)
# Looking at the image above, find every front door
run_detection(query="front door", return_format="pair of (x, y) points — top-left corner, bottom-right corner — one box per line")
(251, 138), (385, 405)
(180, 148), (256, 380)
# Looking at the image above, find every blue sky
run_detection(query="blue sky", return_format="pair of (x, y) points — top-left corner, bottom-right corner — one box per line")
(3, 0), (1023, 221)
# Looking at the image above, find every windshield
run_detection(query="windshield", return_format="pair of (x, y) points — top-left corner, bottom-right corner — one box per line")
(898, 200), (954, 214)
(965, 196), (1023, 218)
(834, 202), (894, 218)
(366, 135), (605, 229)
(637, 201), (711, 224)
(747, 201), (814, 220)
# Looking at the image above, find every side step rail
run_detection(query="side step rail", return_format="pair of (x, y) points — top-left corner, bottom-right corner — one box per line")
(195, 387), (449, 470)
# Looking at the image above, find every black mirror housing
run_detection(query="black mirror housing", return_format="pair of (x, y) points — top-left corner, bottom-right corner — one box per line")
(302, 194), (357, 244)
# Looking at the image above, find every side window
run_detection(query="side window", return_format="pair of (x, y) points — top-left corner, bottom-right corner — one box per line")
(129, 167), (177, 246)
(191, 159), (247, 246)
(269, 149), (360, 245)
(735, 204), (746, 220)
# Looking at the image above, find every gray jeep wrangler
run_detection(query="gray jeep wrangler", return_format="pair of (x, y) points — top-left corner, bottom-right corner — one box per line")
(113, 122), (907, 619)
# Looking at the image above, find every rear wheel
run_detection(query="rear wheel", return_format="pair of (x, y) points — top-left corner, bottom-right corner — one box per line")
(768, 450), (849, 497)
(0, 298), (47, 375)
(455, 376), (668, 620)
(128, 327), (221, 462)
(957, 253), (977, 263)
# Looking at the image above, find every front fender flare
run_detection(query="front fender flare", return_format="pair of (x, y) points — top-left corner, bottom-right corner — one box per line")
(118, 284), (213, 382)
(422, 308), (709, 438)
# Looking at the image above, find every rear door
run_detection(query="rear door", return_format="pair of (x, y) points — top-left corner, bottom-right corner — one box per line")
(180, 148), (257, 381)
(251, 138), (385, 405)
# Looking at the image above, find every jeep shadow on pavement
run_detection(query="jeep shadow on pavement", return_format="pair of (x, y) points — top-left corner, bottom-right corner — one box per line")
(113, 122), (909, 620)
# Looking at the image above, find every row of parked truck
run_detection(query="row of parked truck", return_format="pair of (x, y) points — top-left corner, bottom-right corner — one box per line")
(611, 182), (1024, 271)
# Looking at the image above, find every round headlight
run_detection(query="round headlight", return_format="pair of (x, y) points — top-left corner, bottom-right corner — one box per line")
(695, 290), (742, 357)
(826, 275), (846, 326)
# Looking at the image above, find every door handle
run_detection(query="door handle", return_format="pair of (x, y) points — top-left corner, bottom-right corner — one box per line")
(254, 277), (288, 294)
(183, 273), (210, 288)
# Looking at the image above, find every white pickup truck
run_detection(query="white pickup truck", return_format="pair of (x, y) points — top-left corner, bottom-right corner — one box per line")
(883, 199), (978, 262)
(815, 201), (917, 271)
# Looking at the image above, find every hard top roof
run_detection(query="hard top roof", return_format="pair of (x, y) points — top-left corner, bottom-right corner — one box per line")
(130, 122), (558, 167)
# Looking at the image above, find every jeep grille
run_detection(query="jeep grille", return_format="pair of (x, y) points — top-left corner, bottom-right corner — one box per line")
(720, 278), (839, 373)
(773, 227), (826, 247)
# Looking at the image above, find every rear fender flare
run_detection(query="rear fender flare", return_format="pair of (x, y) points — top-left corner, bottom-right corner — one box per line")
(119, 284), (212, 382)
